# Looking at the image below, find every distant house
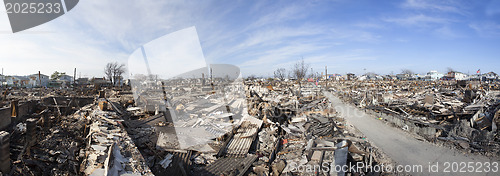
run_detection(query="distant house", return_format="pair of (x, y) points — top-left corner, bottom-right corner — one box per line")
(424, 71), (443, 81)
(324, 74), (342, 81)
(5, 76), (16, 86)
(332, 74), (343, 81)
(28, 73), (49, 87)
(443, 71), (468, 80)
(359, 73), (383, 81)
(91, 77), (111, 87)
(58, 74), (73, 82)
(47, 80), (63, 88)
(384, 75), (397, 80)
(469, 74), (479, 80)
(324, 74), (334, 80)
(5, 76), (30, 87)
(76, 78), (89, 85)
(396, 74), (410, 80)
(483, 72), (498, 81)
(57, 74), (74, 87)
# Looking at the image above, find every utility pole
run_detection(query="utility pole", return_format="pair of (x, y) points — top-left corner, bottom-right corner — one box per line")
(202, 73), (205, 86)
(210, 67), (214, 92)
(73, 68), (76, 86)
(38, 71), (41, 100)
(325, 65), (328, 89)
(38, 71), (41, 87)
(479, 69), (482, 88)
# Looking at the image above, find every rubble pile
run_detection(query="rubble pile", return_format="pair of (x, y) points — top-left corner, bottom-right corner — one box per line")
(1, 87), (98, 102)
(3, 94), (152, 175)
(97, 79), (395, 176)
(1, 79), (399, 175)
(121, 77), (250, 175)
(8, 107), (89, 175)
(243, 82), (395, 175)
(80, 105), (152, 175)
(333, 80), (500, 156)
(256, 123), (278, 160)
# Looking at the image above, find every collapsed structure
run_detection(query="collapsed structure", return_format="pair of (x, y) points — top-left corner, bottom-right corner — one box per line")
(0, 88), (151, 175)
(0, 77), (400, 175)
(332, 80), (500, 157)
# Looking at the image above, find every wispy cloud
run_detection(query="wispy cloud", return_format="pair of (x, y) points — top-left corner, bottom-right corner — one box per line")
(384, 14), (452, 27)
(469, 22), (500, 38)
(249, 3), (307, 29)
(353, 22), (385, 29)
(485, 1), (500, 16)
(1, 0), (499, 77)
(239, 42), (326, 68)
(433, 26), (462, 39)
(234, 24), (326, 52)
(329, 28), (382, 43)
(0, 32), (126, 76)
(402, 0), (468, 15)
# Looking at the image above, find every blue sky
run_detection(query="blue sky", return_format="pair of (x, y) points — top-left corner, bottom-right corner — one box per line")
(0, 0), (499, 77)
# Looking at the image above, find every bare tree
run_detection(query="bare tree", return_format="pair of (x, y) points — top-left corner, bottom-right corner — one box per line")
(401, 69), (414, 75)
(293, 59), (309, 80)
(113, 63), (126, 86)
(292, 59), (310, 93)
(104, 62), (126, 86)
(105, 63), (114, 84)
(274, 68), (287, 81)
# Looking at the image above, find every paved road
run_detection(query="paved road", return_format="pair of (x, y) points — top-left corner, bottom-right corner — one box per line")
(323, 91), (499, 176)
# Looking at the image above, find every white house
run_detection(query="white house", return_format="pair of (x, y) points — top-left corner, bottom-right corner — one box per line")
(58, 75), (74, 87)
(396, 74), (411, 80)
(359, 73), (383, 81)
(482, 72), (498, 81)
(445, 71), (468, 80)
(455, 72), (468, 80)
(424, 71), (444, 81)
(5, 76), (30, 87)
(28, 73), (50, 87)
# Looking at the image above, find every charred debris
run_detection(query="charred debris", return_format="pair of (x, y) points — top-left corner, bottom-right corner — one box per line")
(332, 80), (500, 157)
(0, 79), (396, 176)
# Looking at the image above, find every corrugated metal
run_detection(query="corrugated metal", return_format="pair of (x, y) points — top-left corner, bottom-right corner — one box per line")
(225, 123), (258, 157)
(164, 150), (193, 176)
(205, 125), (227, 137)
(201, 154), (257, 176)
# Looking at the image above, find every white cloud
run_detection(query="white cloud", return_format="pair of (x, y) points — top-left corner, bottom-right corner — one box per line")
(249, 3), (306, 29)
(485, 1), (500, 16)
(384, 14), (451, 27)
(239, 42), (324, 68)
(330, 28), (382, 43)
(433, 26), (461, 39)
(127, 27), (206, 79)
(353, 22), (385, 29)
(469, 22), (500, 38)
(402, 0), (468, 15)
(0, 0), (200, 77)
